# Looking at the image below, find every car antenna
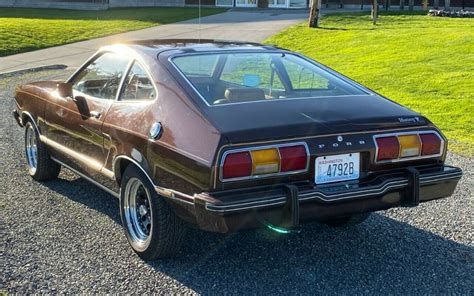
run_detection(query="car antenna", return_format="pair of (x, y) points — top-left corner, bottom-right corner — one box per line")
(198, 0), (201, 43)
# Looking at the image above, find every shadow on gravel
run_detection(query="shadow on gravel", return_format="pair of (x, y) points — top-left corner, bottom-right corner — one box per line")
(42, 176), (121, 224)
(43, 175), (473, 293)
(150, 217), (473, 293)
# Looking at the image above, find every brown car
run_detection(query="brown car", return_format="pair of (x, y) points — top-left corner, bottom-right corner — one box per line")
(12, 40), (462, 260)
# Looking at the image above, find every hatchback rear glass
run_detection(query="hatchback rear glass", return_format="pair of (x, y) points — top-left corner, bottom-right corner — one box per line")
(171, 52), (368, 106)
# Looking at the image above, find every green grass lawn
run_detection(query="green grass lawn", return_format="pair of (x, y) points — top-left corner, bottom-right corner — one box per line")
(0, 7), (226, 57)
(266, 12), (474, 156)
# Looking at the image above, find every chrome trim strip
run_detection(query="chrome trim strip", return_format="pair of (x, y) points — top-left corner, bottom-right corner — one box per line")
(207, 200), (286, 213)
(204, 169), (461, 213)
(300, 182), (408, 202)
(206, 196), (286, 210)
(219, 141), (310, 183)
(20, 111), (39, 133)
(113, 155), (155, 185)
(41, 135), (105, 174)
(299, 179), (408, 199)
(373, 130), (445, 164)
(113, 155), (195, 205)
(51, 157), (120, 198)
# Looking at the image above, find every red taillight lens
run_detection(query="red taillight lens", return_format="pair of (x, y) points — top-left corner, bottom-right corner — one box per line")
(222, 151), (252, 179)
(279, 145), (307, 172)
(376, 136), (400, 161)
(420, 133), (442, 155)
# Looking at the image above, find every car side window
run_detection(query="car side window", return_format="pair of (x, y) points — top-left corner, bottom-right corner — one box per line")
(72, 52), (131, 100)
(120, 62), (156, 101)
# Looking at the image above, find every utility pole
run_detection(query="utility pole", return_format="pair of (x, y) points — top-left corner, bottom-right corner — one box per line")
(309, 0), (322, 28)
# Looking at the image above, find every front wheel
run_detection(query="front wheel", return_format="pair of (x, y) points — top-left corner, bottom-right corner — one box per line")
(24, 121), (61, 181)
(323, 213), (371, 228)
(120, 165), (186, 260)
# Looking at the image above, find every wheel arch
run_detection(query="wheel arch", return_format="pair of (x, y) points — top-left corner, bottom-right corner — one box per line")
(21, 111), (39, 132)
(113, 155), (155, 187)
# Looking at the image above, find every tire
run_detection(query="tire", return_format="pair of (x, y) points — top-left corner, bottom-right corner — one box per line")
(119, 165), (186, 260)
(24, 121), (61, 181)
(323, 213), (371, 228)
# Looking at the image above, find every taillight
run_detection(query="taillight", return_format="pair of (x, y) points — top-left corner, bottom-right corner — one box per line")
(375, 131), (443, 163)
(376, 136), (399, 161)
(222, 151), (252, 179)
(398, 134), (421, 158)
(221, 143), (308, 181)
(280, 145), (307, 172)
(420, 133), (442, 155)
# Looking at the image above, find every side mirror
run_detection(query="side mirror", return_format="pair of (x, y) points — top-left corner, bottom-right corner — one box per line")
(57, 82), (73, 98)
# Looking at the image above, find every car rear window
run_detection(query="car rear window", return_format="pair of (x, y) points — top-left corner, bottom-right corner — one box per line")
(171, 52), (368, 106)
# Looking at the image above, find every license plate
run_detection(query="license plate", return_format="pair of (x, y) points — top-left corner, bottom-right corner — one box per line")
(315, 153), (360, 184)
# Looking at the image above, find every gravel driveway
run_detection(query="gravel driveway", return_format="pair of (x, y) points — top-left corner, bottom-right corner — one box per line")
(1, 70), (473, 294)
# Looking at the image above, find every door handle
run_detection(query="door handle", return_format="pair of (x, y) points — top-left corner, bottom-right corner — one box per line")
(90, 111), (101, 119)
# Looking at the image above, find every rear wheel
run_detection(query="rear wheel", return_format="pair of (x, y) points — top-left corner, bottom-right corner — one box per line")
(323, 213), (371, 228)
(24, 121), (61, 181)
(120, 165), (186, 260)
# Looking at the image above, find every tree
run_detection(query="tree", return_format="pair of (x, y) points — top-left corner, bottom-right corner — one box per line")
(372, 0), (379, 25)
(445, 0), (451, 9)
(309, 0), (322, 28)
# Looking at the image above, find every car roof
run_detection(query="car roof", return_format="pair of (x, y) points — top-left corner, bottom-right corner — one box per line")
(111, 39), (282, 55)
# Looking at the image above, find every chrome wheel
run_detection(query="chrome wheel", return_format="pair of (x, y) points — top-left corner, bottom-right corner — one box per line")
(25, 124), (38, 174)
(124, 177), (153, 251)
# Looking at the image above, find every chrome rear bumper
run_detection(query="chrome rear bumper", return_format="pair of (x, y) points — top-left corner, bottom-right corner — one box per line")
(191, 165), (462, 233)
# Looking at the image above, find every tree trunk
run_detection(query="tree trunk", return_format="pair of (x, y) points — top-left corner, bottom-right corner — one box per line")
(434, 0), (439, 9)
(408, 0), (414, 10)
(444, 0), (450, 9)
(422, 0), (428, 10)
(385, 0), (390, 10)
(309, 0), (322, 28)
(399, 0), (404, 10)
(372, 0), (379, 25)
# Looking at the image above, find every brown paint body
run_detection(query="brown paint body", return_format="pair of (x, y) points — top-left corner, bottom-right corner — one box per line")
(13, 40), (462, 233)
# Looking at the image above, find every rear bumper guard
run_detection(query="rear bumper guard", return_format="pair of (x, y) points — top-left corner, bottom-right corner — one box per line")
(203, 165), (462, 215)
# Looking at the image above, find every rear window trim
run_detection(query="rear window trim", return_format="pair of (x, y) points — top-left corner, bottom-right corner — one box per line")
(168, 50), (373, 107)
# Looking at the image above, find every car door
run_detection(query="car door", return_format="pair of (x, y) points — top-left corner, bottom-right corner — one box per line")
(44, 51), (131, 181)
(100, 60), (158, 185)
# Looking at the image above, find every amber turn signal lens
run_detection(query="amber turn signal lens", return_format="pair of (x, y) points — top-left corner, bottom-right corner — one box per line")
(398, 134), (421, 158)
(251, 148), (280, 175)
(376, 136), (399, 161)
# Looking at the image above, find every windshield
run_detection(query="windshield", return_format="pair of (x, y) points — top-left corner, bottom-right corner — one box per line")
(172, 52), (368, 106)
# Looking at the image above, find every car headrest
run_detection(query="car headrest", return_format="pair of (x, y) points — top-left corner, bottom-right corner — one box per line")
(224, 88), (265, 102)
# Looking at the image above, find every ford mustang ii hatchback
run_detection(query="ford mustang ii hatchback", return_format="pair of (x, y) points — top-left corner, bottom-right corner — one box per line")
(12, 40), (462, 260)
